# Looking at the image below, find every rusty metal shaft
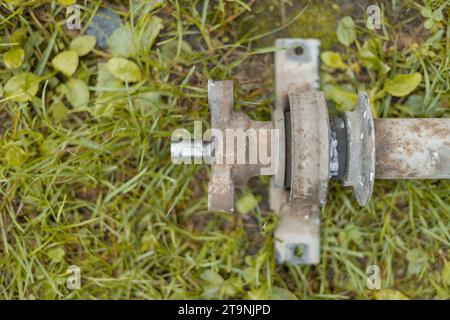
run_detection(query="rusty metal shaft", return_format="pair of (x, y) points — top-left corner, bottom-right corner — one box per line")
(375, 119), (450, 179)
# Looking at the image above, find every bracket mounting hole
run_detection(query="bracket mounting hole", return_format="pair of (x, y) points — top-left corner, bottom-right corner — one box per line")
(294, 46), (304, 55)
(292, 244), (306, 260)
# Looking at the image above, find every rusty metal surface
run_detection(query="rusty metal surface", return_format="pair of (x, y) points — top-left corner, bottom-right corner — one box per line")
(207, 80), (235, 212)
(375, 118), (450, 179)
(288, 86), (330, 206)
(275, 38), (321, 98)
(275, 84), (329, 264)
(272, 38), (320, 192)
(271, 39), (325, 264)
(207, 80), (276, 212)
(271, 38), (321, 212)
(172, 37), (450, 266)
(272, 108), (285, 188)
(342, 93), (375, 206)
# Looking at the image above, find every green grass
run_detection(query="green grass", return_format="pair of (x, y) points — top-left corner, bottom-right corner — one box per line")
(0, 0), (449, 299)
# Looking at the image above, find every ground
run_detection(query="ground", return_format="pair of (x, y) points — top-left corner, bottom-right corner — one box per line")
(0, 0), (449, 299)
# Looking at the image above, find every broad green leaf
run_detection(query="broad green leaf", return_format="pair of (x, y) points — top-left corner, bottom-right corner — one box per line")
(420, 7), (432, 18)
(431, 8), (443, 21)
(384, 73), (422, 97)
(236, 193), (259, 214)
(374, 289), (409, 300)
(4, 72), (41, 102)
(5, 145), (26, 167)
(424, 19), (434, 29)
(92, 64), (126, 117)
(337, 16), (356, 47)
(324, 85), (358, 110)
(133, 91), (161, 114)
(52, 50), (79, 76)
(48, 247), (65, 263)
(70, 35), (97, 56)
(50, 100), (69, 122)
(9, 28), (27, 45)
(96, 62), (123, 88)
(108, 25), (138, 58)
(360, 50), (390, 74)
(107, 58), (142, 82)
(321, 51), (347, 69)
(4, 47), (25, 69)
(108, 18), (163, 58)
(137, 15), (163, 54)
(66, 78), (90, 108)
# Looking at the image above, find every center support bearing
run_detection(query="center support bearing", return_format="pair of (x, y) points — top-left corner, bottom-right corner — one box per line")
(271, 84), (329, 264)
(171, 38), (450, 265)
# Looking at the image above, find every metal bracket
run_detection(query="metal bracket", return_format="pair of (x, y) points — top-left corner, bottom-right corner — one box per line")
(271, 39), (326, 264)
